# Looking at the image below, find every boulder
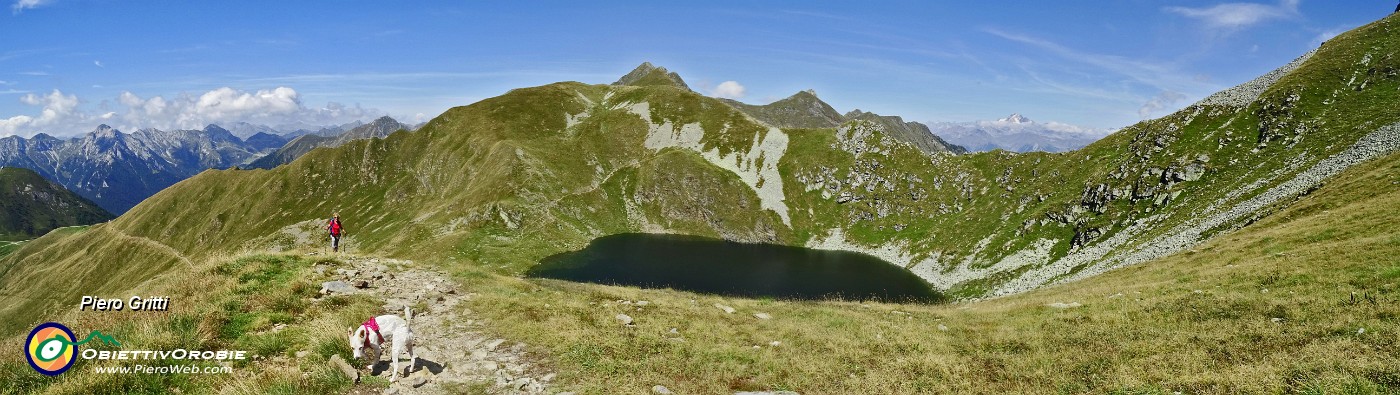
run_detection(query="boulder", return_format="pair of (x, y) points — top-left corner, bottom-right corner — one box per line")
(320, 281), (353, 295)
(328, 354), (359, 383)
(1181, 163), (1205, 181)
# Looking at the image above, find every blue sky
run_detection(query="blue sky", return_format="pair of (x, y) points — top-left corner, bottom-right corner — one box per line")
(0, 0), (1386, 137)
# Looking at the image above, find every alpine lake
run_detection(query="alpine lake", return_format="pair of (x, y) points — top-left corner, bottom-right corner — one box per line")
(527, 233), (943, 303)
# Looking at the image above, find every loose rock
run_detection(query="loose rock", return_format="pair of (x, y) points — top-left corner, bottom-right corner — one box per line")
(328, 354), (358, 383)
(320, 281), (353, 295)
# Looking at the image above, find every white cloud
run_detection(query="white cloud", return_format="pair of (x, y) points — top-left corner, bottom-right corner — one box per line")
(0, 89), (76, 135)
(0, 115), (34, 136)
(1139, 90), (1187, 118)
(94, 60), (103, 68)
(11, 0), (52, 13)
(2, 86), (383, 137)
(1164, 0), (1299, 31)
(711, 80), (746, 99)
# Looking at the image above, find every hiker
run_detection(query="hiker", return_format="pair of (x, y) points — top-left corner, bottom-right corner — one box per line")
(328, 213), (344, 253)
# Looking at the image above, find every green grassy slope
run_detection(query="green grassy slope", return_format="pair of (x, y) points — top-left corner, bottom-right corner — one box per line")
(461, 147), (1400, 393)
(0, 167), (113, 241)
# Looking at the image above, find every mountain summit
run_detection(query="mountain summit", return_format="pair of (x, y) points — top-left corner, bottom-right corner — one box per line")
(719, 89), (966, 154)
(718, 89), (844, 129)
(997, 113), (1031, 124)
(613, 62), (691, 90)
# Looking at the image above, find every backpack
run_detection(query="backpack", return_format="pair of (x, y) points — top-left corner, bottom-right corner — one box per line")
(329, 218), (342, 235)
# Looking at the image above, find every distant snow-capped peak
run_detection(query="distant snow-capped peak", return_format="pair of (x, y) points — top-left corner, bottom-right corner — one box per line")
(924, 114), (1111, 153)
(996, 113), (1032, 124)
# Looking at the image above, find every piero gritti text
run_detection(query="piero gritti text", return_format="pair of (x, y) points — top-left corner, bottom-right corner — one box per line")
(79, 295), (171, 312)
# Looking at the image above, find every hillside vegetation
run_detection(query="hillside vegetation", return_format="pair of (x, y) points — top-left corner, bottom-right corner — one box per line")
(0, 167), (112, 241)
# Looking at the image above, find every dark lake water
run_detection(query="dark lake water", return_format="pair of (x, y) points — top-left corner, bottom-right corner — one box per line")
(527, 233), (943, 303)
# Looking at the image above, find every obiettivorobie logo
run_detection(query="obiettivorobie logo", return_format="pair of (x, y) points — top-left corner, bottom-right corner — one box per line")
(25, 322), (120, 376)
(24, 322), (249, 376)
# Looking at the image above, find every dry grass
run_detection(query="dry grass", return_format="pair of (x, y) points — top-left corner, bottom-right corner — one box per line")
(0, 253), (382, 395)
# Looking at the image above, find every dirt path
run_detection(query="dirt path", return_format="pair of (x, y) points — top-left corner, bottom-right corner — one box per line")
(322, 255), (556, 395)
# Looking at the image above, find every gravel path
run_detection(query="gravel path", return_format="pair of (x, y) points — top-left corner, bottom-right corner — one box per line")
(324, 255), (556, 395)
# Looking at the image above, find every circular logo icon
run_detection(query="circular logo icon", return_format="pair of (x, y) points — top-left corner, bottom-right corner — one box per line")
(25, 322), (76, 376)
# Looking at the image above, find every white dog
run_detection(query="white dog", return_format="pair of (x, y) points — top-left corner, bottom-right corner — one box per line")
(349, 306), (418, 382)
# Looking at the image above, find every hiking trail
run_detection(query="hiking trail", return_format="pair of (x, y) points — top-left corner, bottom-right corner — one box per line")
(319, 254), (556, 395)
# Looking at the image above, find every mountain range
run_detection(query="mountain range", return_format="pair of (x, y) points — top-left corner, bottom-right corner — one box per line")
(927, 113), (1108, 152)
(248, 116), (413, 169)
(619, 63), (967, 154)
(0, 118), (414, 215)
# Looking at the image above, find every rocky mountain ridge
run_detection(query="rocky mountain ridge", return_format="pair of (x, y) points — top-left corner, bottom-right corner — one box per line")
(248, 116), (413, 169)
(0, 124), (282, 213)
(717, 89), (967, 154)
(0, 117), (416, 213)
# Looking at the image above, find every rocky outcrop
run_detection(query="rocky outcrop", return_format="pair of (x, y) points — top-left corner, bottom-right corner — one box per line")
(614, 62), (691, 90)
(844, 110), (966, 154)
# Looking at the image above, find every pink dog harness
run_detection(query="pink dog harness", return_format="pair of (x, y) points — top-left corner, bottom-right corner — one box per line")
(361, 318), (384, 348)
